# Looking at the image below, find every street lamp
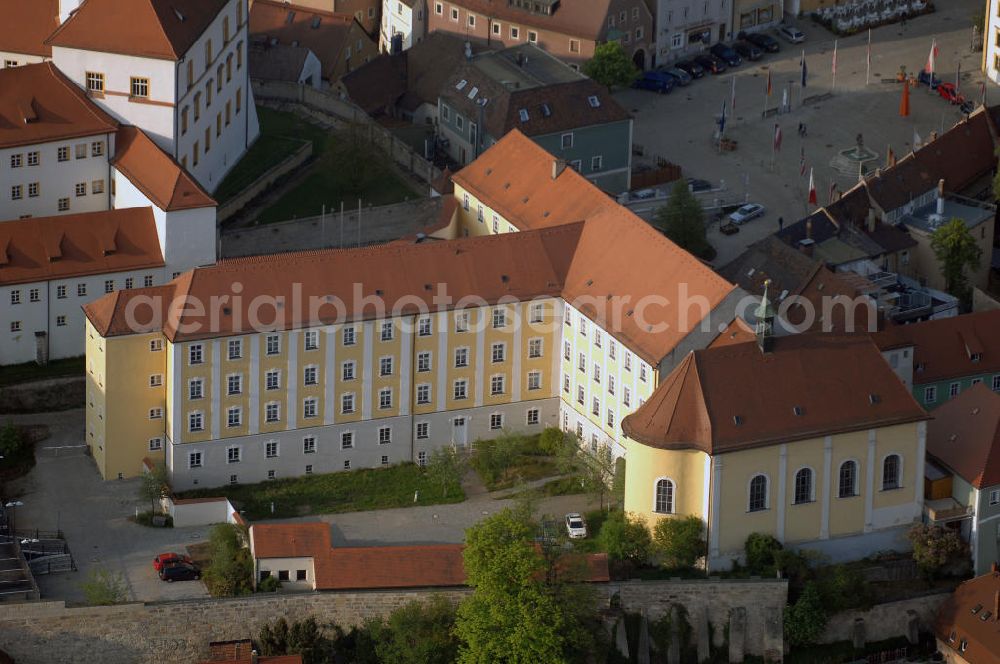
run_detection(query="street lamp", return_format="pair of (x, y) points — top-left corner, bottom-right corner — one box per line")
(4, 501), (23, 535)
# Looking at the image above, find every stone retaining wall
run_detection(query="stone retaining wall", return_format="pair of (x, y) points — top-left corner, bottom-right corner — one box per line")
(0, 376), (84, 414)
(820, 592), (950, 645)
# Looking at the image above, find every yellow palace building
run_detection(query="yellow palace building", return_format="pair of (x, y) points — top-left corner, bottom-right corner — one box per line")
(83, 130), (741, 488)
(621, 293), (930, 570)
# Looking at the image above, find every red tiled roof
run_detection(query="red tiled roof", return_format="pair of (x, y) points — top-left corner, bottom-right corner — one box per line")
(623, 334), (929, 454)
(440, 0), (615, 41)
(872, 310), (1000, 384)
(0, 62), (118, 149)
(47, 0), (229, 61)
(250, 522), (331, 559)
(0, 0), (59, 58)
(0, 207), (164, 287)
(113, 126), (216, 211)
(926, 384), (1000, 489)
(934, 571), (1000, 664)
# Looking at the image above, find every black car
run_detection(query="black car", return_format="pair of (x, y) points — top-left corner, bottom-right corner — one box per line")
(709, 43), (742, 67)
(675, 59), (705, 79)
(733, 40), (763, 61)
(159, 561), (201, 582)
(687, 178), (712, 193)
(694, 53), (727, 75)
(739, 31), (780, 53)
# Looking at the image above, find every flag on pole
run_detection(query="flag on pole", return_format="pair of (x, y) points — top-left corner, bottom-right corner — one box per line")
(807, 168), (817, 206)
(956, 61), (961, 96)
(828, 181), (838, 203)
(773, 124), (782, 152)
(766, 68), (773, 96)
(926, 38), (939, 75)
(800, 50), (808, 88)
(866, 29), (872, 85)
(731, 75), (737, 114)
(799, 146), (806, 176)
(718, 98), (727, 134)
(899, 79), (910, 117)
(832, 40), (838, 76)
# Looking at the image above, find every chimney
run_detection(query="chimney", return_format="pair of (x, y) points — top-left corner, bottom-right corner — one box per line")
(936, 178), (945, 216)
(798, 238), (815, 257)
(552, 159), (566, 180)
(805, 219), (812, 240)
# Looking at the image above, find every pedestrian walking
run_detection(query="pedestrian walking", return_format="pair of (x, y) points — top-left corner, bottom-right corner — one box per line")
(778, 216), (784, 230)
(801, 123), (808, 137)
(797, 122), (803, 136)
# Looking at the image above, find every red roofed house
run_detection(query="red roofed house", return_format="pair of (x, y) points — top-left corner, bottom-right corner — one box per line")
(934, 569), (1000, 664)
(622, 298), (931, 570)
(248, 521), (608, 591)
(924, 384), (1000, 577)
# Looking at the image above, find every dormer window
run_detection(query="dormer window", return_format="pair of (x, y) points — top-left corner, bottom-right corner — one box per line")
(456, 79), (467, 90)
(518, 108), (529, 122)
(971, 352), (982, 363)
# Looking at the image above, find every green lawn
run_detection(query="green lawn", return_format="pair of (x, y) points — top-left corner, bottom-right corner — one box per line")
(213, 106), (326, 204)
(0, 356), (84, 386)
(176, 462), (465, 520)
(256, 131), (420, 224)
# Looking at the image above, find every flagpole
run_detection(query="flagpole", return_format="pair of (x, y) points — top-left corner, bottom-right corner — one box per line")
(866, 29), (871, 86)
(799, 49), (806, 108)
(832, 40), (837, 93)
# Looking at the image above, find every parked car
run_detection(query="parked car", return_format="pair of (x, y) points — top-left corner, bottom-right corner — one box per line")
(937, 82), (964, 104)
(694, 53), (727, 75)
(777, 24), (805, 44)
(159, 561), (201, 582)
(153, 552), (193, 572)
(739, 31), (780, 52)
(709, 43), (742, 67)
(565, 513), (588, 539)
(733, 40), (763, 61)
(675, 59), (705, 79)
(729, 203), (766, 224)
(659, 66), (692, 86)
(632, 70), (675, 94)
(917, 69), (941, 89)
(631, 188), (657, 200)
(687, 178), (712, 193)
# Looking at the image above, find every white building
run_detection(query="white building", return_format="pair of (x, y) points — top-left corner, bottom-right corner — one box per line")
(0, 208), (166, 366)
(379, 0), (426, 53)
(655, 0), (734, 65)
(0, 0), (59, 67)
(46, 0), (260, 194)
(985, 2), (1000, 86)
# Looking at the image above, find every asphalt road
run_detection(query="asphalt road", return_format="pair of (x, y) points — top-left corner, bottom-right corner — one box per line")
(615, 0), (985, 267)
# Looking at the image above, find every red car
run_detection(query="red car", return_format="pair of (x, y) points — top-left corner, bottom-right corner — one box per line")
(153, 552), (193, 572)
(937, 82), (965, 105)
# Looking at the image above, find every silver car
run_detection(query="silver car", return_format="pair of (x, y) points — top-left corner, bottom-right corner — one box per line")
(565, 513), (587, 539)
(778, 25), (805, 44)
(729, 203), (765, 225)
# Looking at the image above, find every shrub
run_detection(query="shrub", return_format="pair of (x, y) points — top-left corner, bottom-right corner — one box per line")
(257, 617), (333, 664)
(652, 516), (706, 569)
(367, 596), (459, 664)
(538, 427), (566, 455)
(598, 511), (652, 564)
(745, 533), (783, 575)
(783, 582), (827, 648)
(258, 575), (281, 592)
(470, 434), (518, 485)
(203, 523), (253, 597)
(907, 523), (964, 580)
(80, 568), (128, 606)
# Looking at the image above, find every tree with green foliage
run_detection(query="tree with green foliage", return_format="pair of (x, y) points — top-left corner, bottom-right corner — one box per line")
(470, 433), (519, 486)
(203, 523), (253, 597)
(598, 510), (652, 565)
(364, 596), (460, 664)
(0, 421), (24, 459)
(744, 532), (783, 575)
(80, 567), (128, 606)
(583, 42), (638, 90)
(654, 180), (710, 258)
(783, 583), (828, 648)
(426, 447), (465, 498)
(258, 617), (334, 664)
(538, 427), (567, 456)
(137, 461), (170, 515)
(652, 516), (706, 569)
(930, 218), (983, 307)
(455, 508), (596, 663)
(907, 523), (964, 580)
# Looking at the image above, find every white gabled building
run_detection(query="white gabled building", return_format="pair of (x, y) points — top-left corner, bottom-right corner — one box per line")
(46, 0), (260, 194)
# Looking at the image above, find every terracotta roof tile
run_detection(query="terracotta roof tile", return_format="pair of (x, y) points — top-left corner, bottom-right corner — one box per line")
(0, 207), (164, 287)
(112, 126), (216, 211)
(934, 572), (1000, 664)
(872, 310), (1000, 384)
(47, 0), (229, 61)
(442, 0), (614, 41)
(0, 62), (118, 149)
(0, 0), (59, 58)
(927, 384), (1000, 489)
(250, 0), (366, 81)
(623, 334), (929, 454)
(250, 522), (331, 559)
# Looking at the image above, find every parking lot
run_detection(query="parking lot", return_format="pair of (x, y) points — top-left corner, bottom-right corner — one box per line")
(5, 410), (209, 604)
(614, 0), (985, 266)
